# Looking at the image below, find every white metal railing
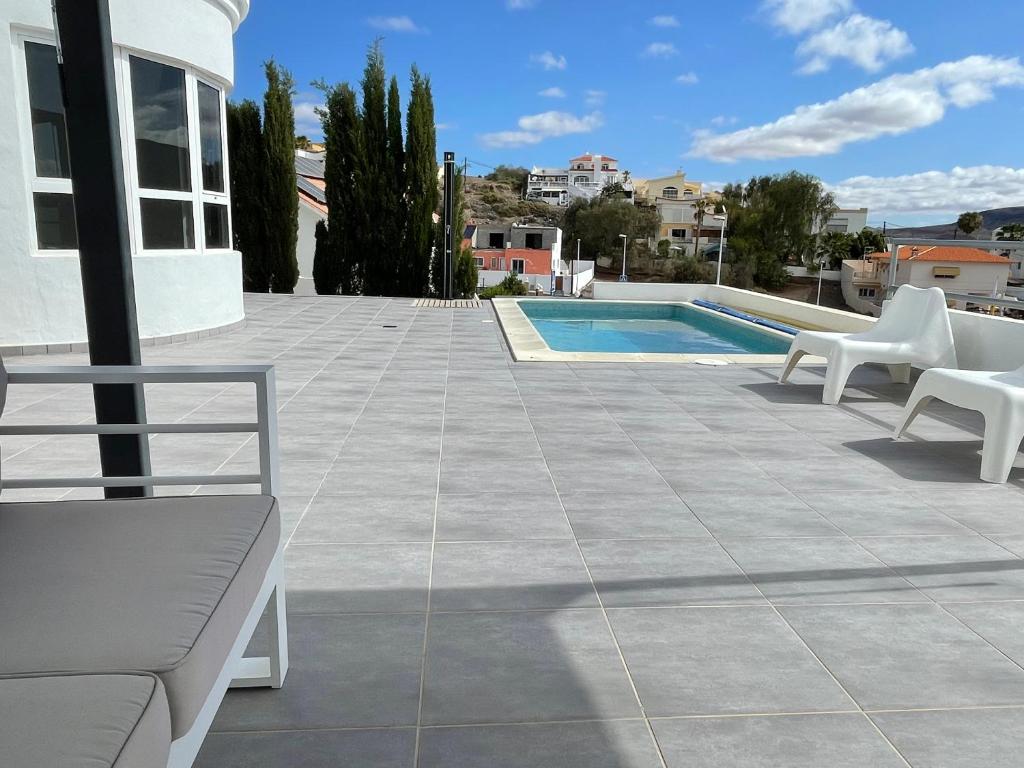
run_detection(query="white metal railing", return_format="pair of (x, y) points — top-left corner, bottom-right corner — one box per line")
(0, 364), (280, 497)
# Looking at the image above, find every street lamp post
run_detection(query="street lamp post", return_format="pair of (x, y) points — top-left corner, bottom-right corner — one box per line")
(619, 234), (628, 282)
(712, 206), (728, 286)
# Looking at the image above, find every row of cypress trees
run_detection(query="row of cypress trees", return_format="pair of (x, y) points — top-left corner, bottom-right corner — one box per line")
(226, 61), (299, 293)
(313, 43), (439, 297)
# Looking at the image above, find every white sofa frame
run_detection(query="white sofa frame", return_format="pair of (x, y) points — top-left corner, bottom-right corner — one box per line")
(0, 364), (289, 768)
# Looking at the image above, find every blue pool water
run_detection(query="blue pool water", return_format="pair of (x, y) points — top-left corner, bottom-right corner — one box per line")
(519, 301), (792, 355)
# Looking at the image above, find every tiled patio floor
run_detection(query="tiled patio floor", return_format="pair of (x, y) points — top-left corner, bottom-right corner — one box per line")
(4, 293), (1024, 767)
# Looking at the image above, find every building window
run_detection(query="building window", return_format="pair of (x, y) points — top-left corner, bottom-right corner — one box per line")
(858, 288), (876, 298)
(490, 256), (504, 270)
(574, 175), (588, 184)
(488, 232), (504, 248)
(197, 82), (224, 193)
(525, 233), (543, 249)
(24, 41), (77, 250)
(826, 223), (848, 233)
(203, 202), (229, 249)
(511, 258), (526, 274)
(131, 56), (191, 192)
(670, 228), (686, 239)
(474, 256), (485, 268)
(663, 186), (679, 199)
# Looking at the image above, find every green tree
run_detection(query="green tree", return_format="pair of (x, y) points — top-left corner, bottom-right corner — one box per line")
(311, 219), (335, 294)
(485, 165), (529, 193)
(850, 228), (887, 260)
(691, 198), (710, 258)
(402, 66), (437, 297)
(814, 231), (854, 270)
(386, 75), (406, 293)
(657, 239), (671, 259)
(262, 60), (299, 293)
(956, 211), (984, 240)
(997, 223), (1024, 241)
(561, 198), (660, 271)
(317, 82), (363, 294)
(226, 99), (268, 292)
(358, 41), (390, 295)
(295, 135), (312, 150)
(454, 249), (479, 299)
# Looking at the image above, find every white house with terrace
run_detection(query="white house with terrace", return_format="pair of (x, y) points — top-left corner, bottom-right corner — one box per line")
(0, 0), (249, 351)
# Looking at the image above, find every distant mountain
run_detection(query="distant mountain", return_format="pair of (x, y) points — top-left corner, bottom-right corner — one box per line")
(879, 207), (1024, 240)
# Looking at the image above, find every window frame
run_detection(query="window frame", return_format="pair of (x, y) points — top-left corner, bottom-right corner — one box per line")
(12, 30), (233, 258)
(510, 258), (526, 274)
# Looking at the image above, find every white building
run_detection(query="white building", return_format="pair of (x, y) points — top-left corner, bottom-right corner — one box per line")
(526, 153), (632, 207)
(822, 207), (869, 234)
(841, 245), (1011, 315)
(0, 0), (248, 349)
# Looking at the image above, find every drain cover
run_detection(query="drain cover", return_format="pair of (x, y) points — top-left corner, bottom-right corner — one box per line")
(694, 358), (729, 366)
(382, 324), (398, 329)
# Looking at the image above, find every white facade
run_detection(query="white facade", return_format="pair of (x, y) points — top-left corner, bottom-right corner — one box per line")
(0, 0), (248, 347)
(823, 207), (869, 234)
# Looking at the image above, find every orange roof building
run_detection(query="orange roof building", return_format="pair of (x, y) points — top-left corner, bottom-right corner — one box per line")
(868, 246), (1011, 264)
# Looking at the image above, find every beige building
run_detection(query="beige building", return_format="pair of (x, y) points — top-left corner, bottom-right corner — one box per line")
(842, 246), (1011, 315)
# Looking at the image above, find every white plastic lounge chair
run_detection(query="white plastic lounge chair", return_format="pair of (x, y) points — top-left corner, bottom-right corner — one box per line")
(778, 285), (958, 405)
(895, 364), (1024, 483)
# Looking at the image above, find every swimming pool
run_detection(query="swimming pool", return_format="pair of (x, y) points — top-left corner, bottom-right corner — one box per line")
(517, 300), (792, 355)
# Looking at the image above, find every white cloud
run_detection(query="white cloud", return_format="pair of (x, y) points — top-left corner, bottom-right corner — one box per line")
(643, 42), (679, 59)
(479, 111), (604, 148)
(366, 15), (427, 33)
(436, 122), (456, 131)
(710, 115), (738, 126)
(530, 51), (567, 70)
(293, 98), (324, 136)
(650, 15), (680, 27)
(828, 166), (1024, 217)
(585, 89), (607, 106)
(689, 55), (1024, 162)
(676, 71), (699, 85)
(761, 0), (853, 34)
(539, 86), (566, 98)
(797, 14), (913, 73)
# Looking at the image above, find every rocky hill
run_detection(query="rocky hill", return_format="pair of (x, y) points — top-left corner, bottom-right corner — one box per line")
(463, 175), (562, 227)
(881, 206), (1024, 240)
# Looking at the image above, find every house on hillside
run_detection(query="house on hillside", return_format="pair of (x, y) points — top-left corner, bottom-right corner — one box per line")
(468, 223), (565, 292)
(841, 246), (1011, 315)
(294, 150), (327, 292)
(525, 153), (632, 206)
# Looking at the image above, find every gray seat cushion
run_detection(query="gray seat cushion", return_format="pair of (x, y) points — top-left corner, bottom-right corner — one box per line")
(1, 673), (170, 768)
(0, 494), (280, 739)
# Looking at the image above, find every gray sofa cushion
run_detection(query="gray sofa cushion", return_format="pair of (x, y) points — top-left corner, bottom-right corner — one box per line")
(1, 673), (171, 768)
(0, 494), (280, 739)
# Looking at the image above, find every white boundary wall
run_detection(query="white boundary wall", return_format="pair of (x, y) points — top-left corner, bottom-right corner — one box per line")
(592, 281), (1024, 372)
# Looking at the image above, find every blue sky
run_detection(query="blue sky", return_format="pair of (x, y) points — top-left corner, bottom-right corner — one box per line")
(232, 0), (1024, 225)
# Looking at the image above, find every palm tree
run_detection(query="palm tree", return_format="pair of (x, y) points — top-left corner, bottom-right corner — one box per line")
(692, 198), (709, 259)
(956, 211), (984, 240)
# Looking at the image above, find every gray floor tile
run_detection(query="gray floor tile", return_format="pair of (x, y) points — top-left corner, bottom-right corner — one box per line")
(653, 713), (906, 768)
(285, 542), (431, 613)
(290, 494), (436, 543)
(682, 490), (841, 537)
(440, 458), (554, 494)
(658, 461), (780, 494)
(421, 610), (640, 725)
(418, 720), (662, 768)
(915, 486), (1024, 534)
(757, 457), (900, 491)
(609, 607), (852, 716)
(720, 537), (925, 605)
(871, 708), (1024, 768)
(547, 459), (666, 495)
(435, 492), (573, 541)
(196, 728), (416, 768)
(855, 534), (1024, 601)
(581, 539), (766, 607)
(799, 489), (973, 536)
(212, 614), (425, 730)
(560, 492), (710, 539)
(319, 460), (438, 496)
(943, 601), (1024, 667)
(430, 541), (596, 610)
(780, 604), (1024, 709)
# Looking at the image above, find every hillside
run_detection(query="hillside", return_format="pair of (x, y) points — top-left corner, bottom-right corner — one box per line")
(463, 175), (562, 227)
(881, 206), (1024, 240)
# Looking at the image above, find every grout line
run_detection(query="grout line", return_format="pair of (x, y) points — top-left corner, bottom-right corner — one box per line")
(413, 304), (454, 768)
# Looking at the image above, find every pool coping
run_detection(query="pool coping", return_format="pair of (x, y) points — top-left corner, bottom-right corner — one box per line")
(491, 297), (827, 365)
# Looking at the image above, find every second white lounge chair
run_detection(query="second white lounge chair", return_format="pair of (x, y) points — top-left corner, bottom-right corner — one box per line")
(895, 363), (1024, 483)
(778, 285), (958, 405)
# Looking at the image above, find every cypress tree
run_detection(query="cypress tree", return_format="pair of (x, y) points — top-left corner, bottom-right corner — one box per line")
(226, 99), (268, 292)
(311, 219), (334, 294)
(262, 60), (299, 293)
(357, 42), (389, 295)
(319, 82), (363, 294)
(386, 75), (406, 295)
(403, 66), (437, 298)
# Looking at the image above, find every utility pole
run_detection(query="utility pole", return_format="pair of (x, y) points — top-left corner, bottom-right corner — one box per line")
(442, 151), (455, 300)
(54, 0), (151, 498)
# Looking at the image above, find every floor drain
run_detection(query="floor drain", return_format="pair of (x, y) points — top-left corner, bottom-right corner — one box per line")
(382, 324), (398, 329)
(694, 358), (729, 366)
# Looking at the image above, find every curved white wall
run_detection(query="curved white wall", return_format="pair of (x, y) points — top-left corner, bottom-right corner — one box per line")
(0, 0), (249, 347)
